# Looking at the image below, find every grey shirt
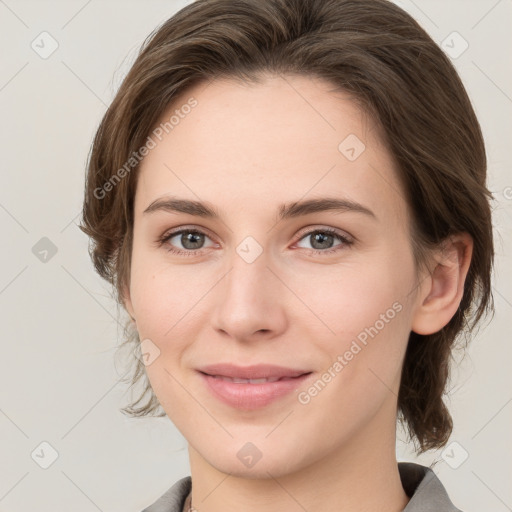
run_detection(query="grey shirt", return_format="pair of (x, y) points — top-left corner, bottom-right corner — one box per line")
(141, 462), (463, 512)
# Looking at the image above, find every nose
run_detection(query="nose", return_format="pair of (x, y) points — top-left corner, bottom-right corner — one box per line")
(210, 249), (288, 342)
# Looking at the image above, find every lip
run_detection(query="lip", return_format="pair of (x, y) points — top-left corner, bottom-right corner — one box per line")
(197, 363), (313, 410)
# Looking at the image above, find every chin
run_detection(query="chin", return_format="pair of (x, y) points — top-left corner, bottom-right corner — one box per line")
(198, 440), (310, 480)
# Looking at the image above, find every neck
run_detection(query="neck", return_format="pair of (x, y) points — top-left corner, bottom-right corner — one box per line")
(187, 403), (410, 512)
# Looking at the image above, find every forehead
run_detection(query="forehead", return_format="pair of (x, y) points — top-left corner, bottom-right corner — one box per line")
(135, 75), (407, 225)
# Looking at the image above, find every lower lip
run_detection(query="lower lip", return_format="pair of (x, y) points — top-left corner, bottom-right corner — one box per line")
(199, 372), (313, 410)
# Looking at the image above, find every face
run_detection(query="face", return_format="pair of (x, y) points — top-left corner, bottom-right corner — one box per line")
(124, 75), (427, 478)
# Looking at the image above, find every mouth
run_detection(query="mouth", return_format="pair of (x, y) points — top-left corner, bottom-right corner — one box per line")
(201, 374), (306, 384)
(196, 362), (311, 380)
(196, 365), (314, 410)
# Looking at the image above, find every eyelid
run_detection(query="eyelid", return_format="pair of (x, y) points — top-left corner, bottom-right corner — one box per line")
(159, 224), (216, 241)
(293, 224), (354, 243)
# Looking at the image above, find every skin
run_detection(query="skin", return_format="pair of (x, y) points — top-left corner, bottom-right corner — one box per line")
(124, 75), (473, 512)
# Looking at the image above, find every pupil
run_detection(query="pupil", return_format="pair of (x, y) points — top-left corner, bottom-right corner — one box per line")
(183, 232), (203, 249)
(312, 232), (332, 249)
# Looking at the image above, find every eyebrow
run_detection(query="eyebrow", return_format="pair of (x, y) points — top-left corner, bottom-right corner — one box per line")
(143, 195), (376, 221)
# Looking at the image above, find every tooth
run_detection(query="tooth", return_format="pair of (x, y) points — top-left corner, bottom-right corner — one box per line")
(213, 376), (285, 383)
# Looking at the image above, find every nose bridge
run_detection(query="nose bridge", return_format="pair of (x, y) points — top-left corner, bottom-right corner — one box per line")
(211, 243), (284, 338)
(223, 245), (272, 311)
(223, 231), (271, 294)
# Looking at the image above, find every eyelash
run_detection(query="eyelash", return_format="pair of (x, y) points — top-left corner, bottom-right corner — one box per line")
(156, 226), (353, 257)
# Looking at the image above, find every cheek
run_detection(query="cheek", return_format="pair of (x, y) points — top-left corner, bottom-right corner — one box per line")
(289, 249), (416, 394)
(289, 253), (414, 343)
(128, 258), (205, 417)
(292, 265), (414, 441)
(128, 245), (206, 339)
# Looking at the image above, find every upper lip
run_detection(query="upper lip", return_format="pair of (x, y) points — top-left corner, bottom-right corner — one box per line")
(197, 363), (311, 379)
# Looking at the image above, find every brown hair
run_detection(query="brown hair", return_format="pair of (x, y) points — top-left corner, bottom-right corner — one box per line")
(80, 0), (494, 453)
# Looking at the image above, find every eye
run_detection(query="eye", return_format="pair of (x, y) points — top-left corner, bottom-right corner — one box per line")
(158, 228), (216, 256)
(294, 227), (353, 255)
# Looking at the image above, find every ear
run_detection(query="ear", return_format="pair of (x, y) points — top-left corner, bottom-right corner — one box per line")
(411, 233), (473, 335)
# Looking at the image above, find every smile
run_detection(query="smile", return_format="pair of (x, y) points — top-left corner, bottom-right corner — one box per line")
(198, 370), (313, 410)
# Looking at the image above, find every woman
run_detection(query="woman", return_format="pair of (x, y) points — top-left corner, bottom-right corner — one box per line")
(80, 0), (494, 510)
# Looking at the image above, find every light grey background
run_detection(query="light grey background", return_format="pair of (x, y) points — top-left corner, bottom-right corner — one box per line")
(0, 1), (510, 511)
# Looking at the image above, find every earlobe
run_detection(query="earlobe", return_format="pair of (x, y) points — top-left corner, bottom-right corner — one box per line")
(411, 233), (473, 335)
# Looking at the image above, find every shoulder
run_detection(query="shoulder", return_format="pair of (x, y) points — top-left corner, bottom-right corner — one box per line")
(399, 462), (464, 512)
(141, 475), (192, 512)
